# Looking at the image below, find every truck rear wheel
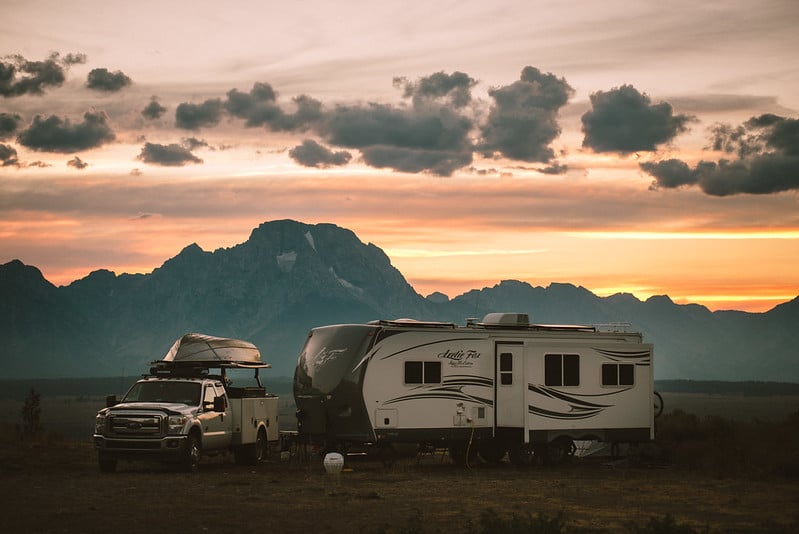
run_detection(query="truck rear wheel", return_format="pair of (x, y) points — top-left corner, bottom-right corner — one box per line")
(236, 429), (267, 465)
(252, 429), (267, 463)
(98, 452), (117, 473)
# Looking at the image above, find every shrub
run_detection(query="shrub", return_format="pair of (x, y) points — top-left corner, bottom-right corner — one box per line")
(655, 409), (799, 477)
(18, 388), (42, 438)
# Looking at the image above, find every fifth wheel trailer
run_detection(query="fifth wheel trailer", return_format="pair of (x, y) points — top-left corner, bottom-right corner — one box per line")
(294, 313), (659, 465)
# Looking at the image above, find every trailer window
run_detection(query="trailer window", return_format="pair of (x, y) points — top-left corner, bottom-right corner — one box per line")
(602, 363), (635, 386)
(499, 352), (513, 385)
(404, 361), (441, 384)
(544, 353), (580, 387)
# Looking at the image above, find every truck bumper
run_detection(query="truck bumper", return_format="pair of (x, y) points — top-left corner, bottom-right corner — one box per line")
(93, 434), (188, 459)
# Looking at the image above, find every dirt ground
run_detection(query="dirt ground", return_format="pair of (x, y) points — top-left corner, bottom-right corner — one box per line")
(1, 437), (797, 534)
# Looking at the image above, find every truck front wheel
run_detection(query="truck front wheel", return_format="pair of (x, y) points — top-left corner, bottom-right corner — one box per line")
(98, 452), (117, 473)
(182, 432), (201, 472)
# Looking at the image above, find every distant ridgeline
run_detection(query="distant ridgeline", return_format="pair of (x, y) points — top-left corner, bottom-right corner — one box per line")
(1, 219), (798, 382)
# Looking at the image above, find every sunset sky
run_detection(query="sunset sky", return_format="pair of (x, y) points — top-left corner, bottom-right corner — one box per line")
(1, 0), (797, 313)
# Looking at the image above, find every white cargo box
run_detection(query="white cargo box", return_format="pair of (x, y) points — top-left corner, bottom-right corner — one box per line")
(230, 396), (280, 445)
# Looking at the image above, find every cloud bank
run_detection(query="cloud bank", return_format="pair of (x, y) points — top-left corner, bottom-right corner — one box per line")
(2, 52), (796, 197)
(642, 114), (799, 195)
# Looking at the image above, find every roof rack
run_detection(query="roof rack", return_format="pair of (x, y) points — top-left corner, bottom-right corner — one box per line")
(369, 318), (457, 329)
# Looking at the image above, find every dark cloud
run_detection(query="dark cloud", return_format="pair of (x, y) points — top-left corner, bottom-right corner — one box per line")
(66, 156), (88, 170)
(361, 145), (472, 175)
(395, 71), (477, 108)
(581, 85), (694, 153)
(224, 82), (281, 127)
(479, 66), (574, 163)
(289, 139), (351, 167)
(181, 137), (208, 150)
(142, 97), (167, 120)
(61, 53), (87, 66)
(175, 99), (223, 130)
(27, 160), (50, 168)
(0, 52), (84, 97)
(642, 114), (799, 195)
(272, 94), (324, 131)
(16, 111), (115, 153)
(86, 67), (132, 92)
(224, 83), (323, 131)
(322, 101), (474, 175)
(0, 143), (19, 166)
(0, 112), (22, 139)
(537, 162), (568, 175)
(137, 142), (203, 166)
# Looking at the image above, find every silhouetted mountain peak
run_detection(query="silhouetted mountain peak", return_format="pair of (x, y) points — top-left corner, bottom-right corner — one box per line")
(0, 259), (55, 294)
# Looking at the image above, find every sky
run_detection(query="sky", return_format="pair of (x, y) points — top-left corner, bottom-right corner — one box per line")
(1, 0), (798, 313)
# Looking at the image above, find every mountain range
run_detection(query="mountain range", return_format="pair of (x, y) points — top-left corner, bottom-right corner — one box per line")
(2, 219), (797, 381)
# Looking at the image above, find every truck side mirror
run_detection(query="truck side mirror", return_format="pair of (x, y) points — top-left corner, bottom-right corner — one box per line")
(105, 395), (118, 407)
(213, 396), (226, 412)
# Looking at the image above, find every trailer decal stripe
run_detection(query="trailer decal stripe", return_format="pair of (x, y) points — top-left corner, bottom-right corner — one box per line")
(528, 384), (620, 407)
(594, 348), (651, 363)
(527, 405), (604, 420)
(383, 389), (493, 407)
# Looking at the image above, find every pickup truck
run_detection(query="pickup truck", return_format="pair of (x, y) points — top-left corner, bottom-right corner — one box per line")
(93, 333), (279, 472)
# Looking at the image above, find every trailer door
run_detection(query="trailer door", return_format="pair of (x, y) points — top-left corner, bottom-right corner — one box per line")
(495, 343), (525, 429)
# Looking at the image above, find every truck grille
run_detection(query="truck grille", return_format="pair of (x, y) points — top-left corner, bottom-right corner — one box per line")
(107, 413), (164, 437)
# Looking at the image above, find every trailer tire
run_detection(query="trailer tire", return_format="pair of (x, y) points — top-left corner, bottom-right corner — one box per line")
(181, 432), (201, 472)
(507, 444), (534, 466)
(478, 439), (506, 464)
(544, 437), (575, 465)
(98, 452), (117, 473)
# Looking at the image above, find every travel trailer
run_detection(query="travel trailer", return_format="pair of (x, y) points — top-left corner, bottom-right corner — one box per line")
(294, 313), (659, 465)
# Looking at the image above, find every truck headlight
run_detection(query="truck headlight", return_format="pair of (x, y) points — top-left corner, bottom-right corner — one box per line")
(94, 413), (106, 434)
(167, 415), (188, 435)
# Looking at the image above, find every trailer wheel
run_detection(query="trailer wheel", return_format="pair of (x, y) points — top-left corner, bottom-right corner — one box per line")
(98, 452), (117, 473)
(181, 432), (201, 472)
(507, 444), (534, 466)
(544, 437), (575, 465)
(653, 391), (664, 418)
(478, 439), (506, 464)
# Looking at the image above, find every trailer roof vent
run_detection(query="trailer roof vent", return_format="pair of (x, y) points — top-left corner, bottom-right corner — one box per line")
(480, 313), (530, 327)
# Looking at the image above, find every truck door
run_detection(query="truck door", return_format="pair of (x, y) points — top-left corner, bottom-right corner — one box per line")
(495, 343), (525, 429)
(199, 383), (233, 450)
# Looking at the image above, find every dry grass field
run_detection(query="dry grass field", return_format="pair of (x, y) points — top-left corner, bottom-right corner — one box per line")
(1, 391), (797, 533)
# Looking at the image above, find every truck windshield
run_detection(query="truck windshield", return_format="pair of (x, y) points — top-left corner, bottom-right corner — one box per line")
(122, 381), (202, 405)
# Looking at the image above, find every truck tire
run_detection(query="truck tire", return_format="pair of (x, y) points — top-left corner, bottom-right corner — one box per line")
(98, 452), (117, 473)
(182, 432), (201, 472)
(235, 429), (267, 466)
